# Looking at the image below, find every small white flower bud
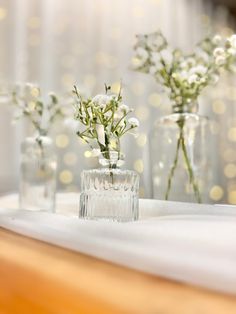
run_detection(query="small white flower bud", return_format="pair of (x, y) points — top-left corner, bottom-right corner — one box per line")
(128, 117), (140, 127)
(215, 56), (226, 66)
(213, 47), (225, 58)
(212, 35), (222, 45)
(188, 74), (198, 84)
(119, 104), (129, 113)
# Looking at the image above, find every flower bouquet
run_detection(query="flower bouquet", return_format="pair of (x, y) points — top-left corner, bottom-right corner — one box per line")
(12, 83), (65, 211)
(133, 32), (236, 202)
(72, 84), (140, 221)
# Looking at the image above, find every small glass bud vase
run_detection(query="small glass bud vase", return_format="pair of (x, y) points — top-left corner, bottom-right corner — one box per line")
(19, 136), (57, 212)
(79, 151), (139, 222)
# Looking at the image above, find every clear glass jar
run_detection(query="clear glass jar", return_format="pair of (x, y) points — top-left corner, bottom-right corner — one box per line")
(19, 136), (57, 212)
(79, 151), (139, 221)
(150, 111), (211, 203)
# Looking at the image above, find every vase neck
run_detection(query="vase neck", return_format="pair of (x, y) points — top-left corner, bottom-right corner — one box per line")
(172, 101), (198, 114)
(98, 151), (124, 169)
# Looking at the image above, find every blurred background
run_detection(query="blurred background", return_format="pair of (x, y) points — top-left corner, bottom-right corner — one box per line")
(1, 0), (236, 203)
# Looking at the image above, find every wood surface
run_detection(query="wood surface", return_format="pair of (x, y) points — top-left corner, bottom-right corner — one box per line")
(0, 227), (236, 314)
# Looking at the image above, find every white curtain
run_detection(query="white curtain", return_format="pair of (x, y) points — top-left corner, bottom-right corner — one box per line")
(0, 0), (235, 203)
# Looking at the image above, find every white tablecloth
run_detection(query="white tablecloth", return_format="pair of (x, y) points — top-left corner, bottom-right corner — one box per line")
(0, 193), (236, 295)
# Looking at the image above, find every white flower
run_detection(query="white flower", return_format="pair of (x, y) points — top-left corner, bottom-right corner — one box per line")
(91, 148), (100, 157)
(19, 83), (39, 102)
(199, 77), (206, 84)
(151, 52), (161, 64)
(201, 52), (209, 63)
(99, 103), (106, 110)
(128, 117), (139, 127)
(180, 61), (187, 69)
(228, 34), (236, 49)
(228, 48), (236, 56)
(48, 91), (56, 98)
(25, 82), (36, 91)
(212, 35), (222, 45)
(37, 136), (52, 146)
(195, 65), (207, 75)
(213, 47), (225, 58)
(160, 49), (173, 65)
(134, 47), (149, 67)
(132, 57), (145, 68)
(179, 71), (188, 81)
(215, 56), (226, 66)
(92, 94), (112, 108)
(147, 33), (164, 49)
(188, 74), (198, 84)
(150, 51), (163, 72)
(119, 104), (129, 113)
(96, 124), (105, 145)
(137, 47), (148, 59)
(149, 62), (163, 74)
(190, 65), (207, 75)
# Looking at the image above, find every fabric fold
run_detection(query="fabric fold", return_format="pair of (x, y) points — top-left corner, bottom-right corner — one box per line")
(0, 193), (236, 295)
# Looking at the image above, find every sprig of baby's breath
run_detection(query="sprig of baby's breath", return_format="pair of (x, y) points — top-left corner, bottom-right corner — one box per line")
(133, 31), (236, 113)
(12, 83), (65, 136)
(132, 31), (236, 202)
(73, 84), (139, 162)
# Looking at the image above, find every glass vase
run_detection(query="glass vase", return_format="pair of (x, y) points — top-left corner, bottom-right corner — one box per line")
(19, 136), (57, 212)
(150, 111), (210, 203)
(79, 151), (139, 221)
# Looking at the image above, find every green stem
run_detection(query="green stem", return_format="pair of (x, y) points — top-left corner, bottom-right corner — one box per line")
(100, 144), (115, 185)
(180, 135), (202, 203)
(164, 118), (202, 203)
(165, 128), (182, 200)
(36, 136), (45, 170)
(36, 136), (48, 198)
(109, 164), (114, 185)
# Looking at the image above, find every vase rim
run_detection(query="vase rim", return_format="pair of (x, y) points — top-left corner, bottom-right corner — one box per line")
(99, 150), (125, 168)
(172, 101), (198, 114)
(153, 112), (209, 130)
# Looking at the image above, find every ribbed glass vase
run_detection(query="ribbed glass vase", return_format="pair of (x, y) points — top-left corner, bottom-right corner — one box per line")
(19, 136), (57, 212)
(79, 151), (139, 221)
(150, 104), (210, 203)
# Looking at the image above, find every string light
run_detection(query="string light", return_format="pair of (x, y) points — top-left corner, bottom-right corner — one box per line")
(59, 170), (73, 184)
(56, 134), (69, 148)
(134, 159), (144, 173)
(209, 185), (224, 201)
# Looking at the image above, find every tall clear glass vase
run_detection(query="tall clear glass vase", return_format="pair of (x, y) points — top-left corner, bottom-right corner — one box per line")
(19, 136), (57, 212)
(150, 107), (210, 203)
(79, 151), (139, 221)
